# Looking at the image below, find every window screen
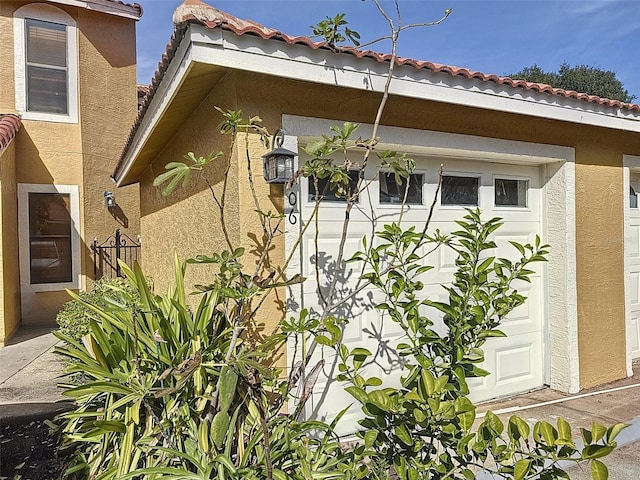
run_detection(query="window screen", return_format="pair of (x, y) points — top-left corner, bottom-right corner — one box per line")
(29, 192), (72, 284)
(441, 175), (479, 206)
(495, 178), (528, 207)
(379, 173), (423, 204)
(309, 171), (360, 202)
(25, 19), (68, 114)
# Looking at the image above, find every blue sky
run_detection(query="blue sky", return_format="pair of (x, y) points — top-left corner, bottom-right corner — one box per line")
(135, 0), (640, 101)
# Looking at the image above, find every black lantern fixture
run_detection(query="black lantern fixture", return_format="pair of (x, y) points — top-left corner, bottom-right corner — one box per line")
(262, 129), (296, 184)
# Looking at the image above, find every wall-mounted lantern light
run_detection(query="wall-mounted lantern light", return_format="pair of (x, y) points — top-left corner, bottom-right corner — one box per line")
(262, 129), (296, 184)
(104, 190), (116, 208)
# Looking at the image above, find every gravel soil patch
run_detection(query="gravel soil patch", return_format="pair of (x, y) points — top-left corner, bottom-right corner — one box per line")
(0, 420), (72, 480)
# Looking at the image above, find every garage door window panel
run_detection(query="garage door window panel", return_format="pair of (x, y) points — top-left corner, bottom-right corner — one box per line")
(441, 175), (479, 206)
(379, 173), (423, 205)
(495, 178), (528, 208)
(308, 171), (359, 203)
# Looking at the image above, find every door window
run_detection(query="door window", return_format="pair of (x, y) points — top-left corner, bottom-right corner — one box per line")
(28, 192), (72, 284)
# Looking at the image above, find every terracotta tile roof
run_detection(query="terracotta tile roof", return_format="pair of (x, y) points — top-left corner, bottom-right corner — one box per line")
(115, 0), (640, 180)
(0, 114), (21, 149)
(137, 84), (149, 109)
(173, 0), (640, 112)
(137, 84), (150, 98)
(100, 0), (143, 16)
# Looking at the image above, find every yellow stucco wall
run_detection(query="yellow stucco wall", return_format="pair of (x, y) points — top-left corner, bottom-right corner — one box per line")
(138, 74), (285, 349)
(0, 141), (21, 346)
(139, 73), (241, 293)
(0, 4), (17, 114)
(137, 69), (640, 390)
(0, 1), (140, 331)
(574, 148), (626, 387)
(76, 7), (140, 290)
(235, 134), (286, 341)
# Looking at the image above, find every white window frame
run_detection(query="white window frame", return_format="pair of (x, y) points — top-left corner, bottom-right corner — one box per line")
(14, 3), (78, 123)
(18, 184), (81, 291)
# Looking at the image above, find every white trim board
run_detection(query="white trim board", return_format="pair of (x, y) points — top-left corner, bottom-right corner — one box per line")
(189, 25), (640, 130)
(45, 0), (141, 20)
(624, 154), (640, 376)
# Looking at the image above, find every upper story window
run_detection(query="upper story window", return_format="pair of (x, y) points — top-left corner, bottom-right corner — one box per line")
(14, 4), (78, 123)
(26, 19), (68, 114)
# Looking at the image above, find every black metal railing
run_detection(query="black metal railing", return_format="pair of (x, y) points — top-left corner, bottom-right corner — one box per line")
(91, 229), (141, 280)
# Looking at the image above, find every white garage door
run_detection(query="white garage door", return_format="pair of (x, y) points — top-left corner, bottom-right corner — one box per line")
(292, 157), (546, 436)
(627, 174), (640, 359)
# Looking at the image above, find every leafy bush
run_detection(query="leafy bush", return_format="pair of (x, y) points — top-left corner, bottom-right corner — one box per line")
(55, 255), (363, 479)
(56, 277), (139, 342)
(54, 217), (626, 479)
(323, 210), (626, 479)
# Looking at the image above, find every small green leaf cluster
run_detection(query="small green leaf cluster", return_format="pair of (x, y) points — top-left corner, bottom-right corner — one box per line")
(187, 247), (259, 299)
(468, 414), (625, 480)
(215, 107), (271, 146)
(310, 13), (361, 47)
(153, 151), (223, 197)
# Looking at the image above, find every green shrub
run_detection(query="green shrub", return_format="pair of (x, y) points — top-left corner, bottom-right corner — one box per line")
(325, 210), (626, 479)
(55, 256), (362, 479)
(56, 277), (139, 342)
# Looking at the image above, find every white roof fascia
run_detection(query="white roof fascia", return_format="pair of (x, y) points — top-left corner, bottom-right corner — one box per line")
(46, 0), (141, 20)
(189, 25), (640, 133)
(114, 38), (195, 186)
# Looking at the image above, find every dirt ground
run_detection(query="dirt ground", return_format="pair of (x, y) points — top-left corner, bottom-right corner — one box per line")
(0, 420), (70, 480)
